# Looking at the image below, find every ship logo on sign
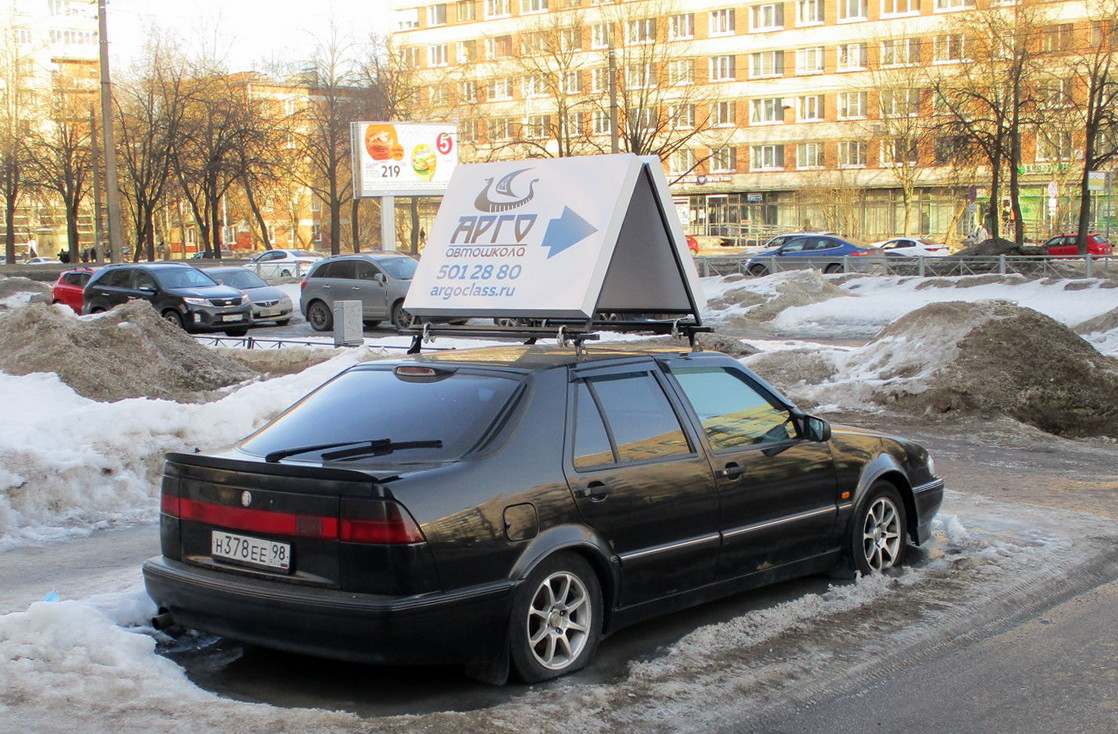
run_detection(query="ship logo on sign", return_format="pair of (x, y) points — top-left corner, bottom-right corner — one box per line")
(474, 169), (539, 212)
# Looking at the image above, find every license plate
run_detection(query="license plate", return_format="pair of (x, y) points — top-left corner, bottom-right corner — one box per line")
(221, 314), (245, 322)
(211, 530), (291, 571)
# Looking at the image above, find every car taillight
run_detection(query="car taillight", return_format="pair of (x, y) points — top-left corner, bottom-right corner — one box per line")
(850, 250), (874, 256)
(341, 499), (425, 544)
(161, 492), (180, 517)
(299, 278), (308, 290)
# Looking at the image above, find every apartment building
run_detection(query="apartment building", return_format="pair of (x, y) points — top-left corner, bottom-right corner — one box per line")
(389, 0), (1114, 243)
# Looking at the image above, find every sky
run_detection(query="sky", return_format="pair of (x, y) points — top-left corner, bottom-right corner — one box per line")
(0, 272), (1116, 729)
(106, 0), (395, 73)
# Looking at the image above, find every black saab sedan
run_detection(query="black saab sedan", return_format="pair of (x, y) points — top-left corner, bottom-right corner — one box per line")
(143, 346), (943, 684)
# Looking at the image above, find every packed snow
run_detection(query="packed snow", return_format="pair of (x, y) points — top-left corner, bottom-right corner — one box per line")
(1, 269), (1117, 732)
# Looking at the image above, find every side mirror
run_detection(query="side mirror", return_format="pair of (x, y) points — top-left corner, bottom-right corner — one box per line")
(801, 415), (831, 442)
(373, 272), (386, 284)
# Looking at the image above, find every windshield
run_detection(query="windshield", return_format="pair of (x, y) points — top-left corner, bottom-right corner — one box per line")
(378, 257), (418, 280)
(153, 268), (218, 289)
(211, 269), (267, 289)
(239, 365), (522, 463)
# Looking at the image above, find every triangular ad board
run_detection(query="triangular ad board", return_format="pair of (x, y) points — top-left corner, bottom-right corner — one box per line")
(404, 153), (704, 323)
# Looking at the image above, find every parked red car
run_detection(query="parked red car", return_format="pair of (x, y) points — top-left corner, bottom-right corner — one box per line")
(685, 234), (700, 255)
(1043, 234), (1113, 257)
(51, 267), (97, 314)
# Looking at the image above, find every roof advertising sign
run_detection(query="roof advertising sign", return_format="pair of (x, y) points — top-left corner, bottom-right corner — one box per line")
(405, 153), (704, 321)
(351, 122), (457, 196)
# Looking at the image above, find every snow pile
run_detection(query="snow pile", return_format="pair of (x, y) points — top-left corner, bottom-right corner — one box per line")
(0, 276), (50, 309)
(0, 349), (373, 550)
(0, 302), (254, 402)
(705, 270), (849, 330)
(747, 301), (1118, 438)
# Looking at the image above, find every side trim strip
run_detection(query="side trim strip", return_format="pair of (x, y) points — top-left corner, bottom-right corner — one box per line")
(618, 533), (721, 563)
(723, 506), (836, 540)
(913, 479), (945, 494)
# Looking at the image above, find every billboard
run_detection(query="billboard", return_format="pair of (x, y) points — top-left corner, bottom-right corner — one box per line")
(404, 153), (704, 321)
(351, 122), (458, 196)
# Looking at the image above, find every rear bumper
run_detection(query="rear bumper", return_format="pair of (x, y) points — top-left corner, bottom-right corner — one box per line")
(143, 556), (514, 666)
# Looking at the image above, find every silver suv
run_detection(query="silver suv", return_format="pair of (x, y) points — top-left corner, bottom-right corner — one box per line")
(299, 253), (418, 331)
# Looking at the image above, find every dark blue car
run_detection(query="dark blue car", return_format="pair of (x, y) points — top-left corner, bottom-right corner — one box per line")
(747, 234), (877, 276)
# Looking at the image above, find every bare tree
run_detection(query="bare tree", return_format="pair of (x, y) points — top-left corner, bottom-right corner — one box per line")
(0, 25), (36, 263)
(115, 38), (192, 260)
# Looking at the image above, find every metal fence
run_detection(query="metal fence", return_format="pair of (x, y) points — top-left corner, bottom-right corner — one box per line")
(693, 254), (1118, 279)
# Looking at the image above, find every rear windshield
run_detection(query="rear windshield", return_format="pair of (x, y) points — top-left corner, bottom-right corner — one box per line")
(238, 365), (522, 464)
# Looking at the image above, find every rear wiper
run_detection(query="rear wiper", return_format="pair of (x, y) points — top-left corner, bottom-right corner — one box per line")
(264, 438), (442, 463)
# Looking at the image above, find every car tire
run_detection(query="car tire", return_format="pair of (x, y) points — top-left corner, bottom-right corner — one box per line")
(509, 553), (602, 683)
(306, 300), (333, 331)
(824, 263), (843, 274)
(748, 264), (769, 277)
(850, 482), (907, 575)
(390, 301), (415, 330)
(161, 310), (184, 330)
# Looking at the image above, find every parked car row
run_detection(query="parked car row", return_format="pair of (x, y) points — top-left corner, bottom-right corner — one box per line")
(51, 262), (294, 336)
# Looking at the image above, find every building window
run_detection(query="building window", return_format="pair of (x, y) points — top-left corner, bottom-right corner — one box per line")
(526, 115), (551, 139)
(797, 0), (824, 24)
(669, 59), (695, 85)
(592, 110), (612, 135)
(486, 0), (510, 17)
(428, 44), (448, 67)
(459, 80), (478, 103)
(1038, 79), (1073, 108)
(751, 3), (785, 31)
(838, 141), (867, 167)
(486, 35), (513, 58)
(459, 119), (479, 142)
(882, 0), (917, 13)
(712, 100), (737, 126)
(525, 74), (550, 97)
(670, 103), (696, 128)
(750, 51), (784, 78)
(591, 67), (609, 93)
(1042, 24), (1074, 53)
(795, 46), (825, 74)
(1037, 131), (1073, 161)
(429, 85), (448, 105)
(882, 138), (919, 165)
(710, 147), (737, 172)
(457, 40), (477, 62)
(672, 148), (697, 175)
(591, 23), (611, 49)
(710, 9), (736, 36)
(935, 0), (974, 10)
(710, 56), (737, 81)
(628, 107), (657, 131)
(625, 63), (655, 89)
(457, 1), (477, 22)
(397, 8), (419, 30)
(933, 34), (966, 62)
(880, 88), (921, 117)
(797, 94), (824, 121)
(561, 70), (581, 94)
(840, 0), (867, 21)
(428, 4), (447, 26)
(488, 78), (513, 100)
(838, 91), (867, 118)
(490, 118), (513, 141)
(881, 38), (919, 66)
(402, 47), (420, 67)
(751, 97), (785, 123)
(11, 27), (32, 44)
(669, 13), (695, 40)
(626, 18), (656, 44)
(751, 144), (785, 170)
(521, 0), (548, 12)
(797, 142), (824, 169)
(837, 43), (867, 70)
(559, 27), (581, 52)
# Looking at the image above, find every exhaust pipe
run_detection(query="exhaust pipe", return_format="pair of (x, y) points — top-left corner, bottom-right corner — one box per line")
(152, 610), (176, 630)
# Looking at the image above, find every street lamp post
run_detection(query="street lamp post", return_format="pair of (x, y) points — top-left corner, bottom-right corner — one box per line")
(96, 0), (123, 262)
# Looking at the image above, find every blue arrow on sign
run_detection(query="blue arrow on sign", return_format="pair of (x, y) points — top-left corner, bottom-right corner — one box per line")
(541, 206), (597, 258)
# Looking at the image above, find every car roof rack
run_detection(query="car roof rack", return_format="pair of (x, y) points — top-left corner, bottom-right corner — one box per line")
(399, 318), (711, 356)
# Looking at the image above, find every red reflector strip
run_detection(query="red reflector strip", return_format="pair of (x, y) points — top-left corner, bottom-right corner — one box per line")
(341, 518), (424, 544)
(161, 493), (180, 517)
(177, 497), (339, 539)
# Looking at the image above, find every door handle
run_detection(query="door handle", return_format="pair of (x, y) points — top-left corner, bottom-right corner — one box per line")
(717, 462), (744, 480)
(573, 481), (610, 502)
